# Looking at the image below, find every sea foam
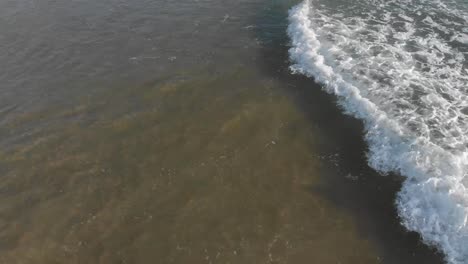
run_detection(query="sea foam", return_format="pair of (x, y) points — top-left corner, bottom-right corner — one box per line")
(287, 0), (468, 263)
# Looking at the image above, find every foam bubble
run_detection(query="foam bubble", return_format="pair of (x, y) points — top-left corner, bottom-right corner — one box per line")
(288, 0), (468, 263)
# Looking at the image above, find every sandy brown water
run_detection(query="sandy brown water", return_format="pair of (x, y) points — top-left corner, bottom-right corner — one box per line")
(0, 0), (446, 263)
(0, 68), (377, 263)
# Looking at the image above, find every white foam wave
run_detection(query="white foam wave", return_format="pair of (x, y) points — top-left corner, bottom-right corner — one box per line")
(287, 0), (468, 263)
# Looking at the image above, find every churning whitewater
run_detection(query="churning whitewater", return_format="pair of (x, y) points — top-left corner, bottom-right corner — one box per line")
(287, 0), (468, 263)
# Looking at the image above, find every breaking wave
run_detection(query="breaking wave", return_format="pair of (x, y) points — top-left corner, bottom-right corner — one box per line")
(287, 0), (468, 263)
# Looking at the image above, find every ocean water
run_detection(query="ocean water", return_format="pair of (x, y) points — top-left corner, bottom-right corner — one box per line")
(1, 0), (387, 263)
(288, 0), (468, 263)
(0, 0), (458, 263)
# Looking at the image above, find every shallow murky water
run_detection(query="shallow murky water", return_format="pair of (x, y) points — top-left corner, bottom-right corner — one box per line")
(0, 0), (445, 263)
(0, 68), (379, 263)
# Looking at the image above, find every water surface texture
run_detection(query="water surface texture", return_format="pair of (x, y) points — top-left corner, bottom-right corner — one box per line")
(288, 0), (468, 263)
(0, 0), (454, 263)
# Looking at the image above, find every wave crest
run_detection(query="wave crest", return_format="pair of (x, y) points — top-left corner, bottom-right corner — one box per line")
(287, 0), (468, 263)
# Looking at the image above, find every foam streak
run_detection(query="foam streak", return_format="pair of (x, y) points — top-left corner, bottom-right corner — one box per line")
(288, 0), (468, 263)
